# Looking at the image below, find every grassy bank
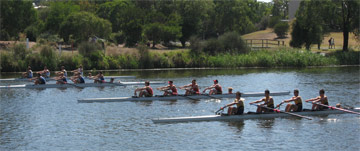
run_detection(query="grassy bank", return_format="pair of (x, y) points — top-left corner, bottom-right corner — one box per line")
(0, 44), (359, 72)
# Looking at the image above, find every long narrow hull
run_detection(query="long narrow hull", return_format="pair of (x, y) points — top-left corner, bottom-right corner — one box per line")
(78, 91), (290, 103)
(0, 81), (164, 89)
(0, 76), (136, 82)
(152, 109), (360, 123)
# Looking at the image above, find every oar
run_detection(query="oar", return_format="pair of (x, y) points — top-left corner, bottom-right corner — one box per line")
(215, 105), (228, 115)
(250, 104), (312, 120)
(201, 93), (221, 100)
(306, 101), (360, 115)
(276, 101), (285, 109)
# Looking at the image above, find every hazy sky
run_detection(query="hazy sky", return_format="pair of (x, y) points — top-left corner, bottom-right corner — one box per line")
(258, 0), (272, 3)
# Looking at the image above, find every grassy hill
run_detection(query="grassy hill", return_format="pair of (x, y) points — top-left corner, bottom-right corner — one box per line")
(242, 28), (359, 51)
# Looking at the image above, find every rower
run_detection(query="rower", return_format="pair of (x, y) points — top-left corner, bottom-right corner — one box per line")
(22, 66), (33, 78)
(306, 89), (329, 110)
(249, 89), (275, 113)
(71, 73), (85, 84)
(39, 66), (50, 78)
(228, 87), (233, 94)
(32, 73), (46, 85)
(224, 91), (245, 115)
(156, 81), (178, 96)
(54, 72), (67, 84)
(93, 72), (105, 83)
(134, 81), (153, 97)
(56, 66), (68, 77)
(72, 65), (83, 76)
(179, 79), (200, 95)
(202, 79), (222, 95)
(279, 89), (302, 112)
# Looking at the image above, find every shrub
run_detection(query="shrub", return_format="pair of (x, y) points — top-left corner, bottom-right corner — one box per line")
(110, 32), (125, 45)
(39, 45), (58, 69)
(269, 16), (281, 28)
(274, 22), (289, 38)
(218, 32), (249, 54)
(78, 42), (102, 57)
(256, 16), (269, 30)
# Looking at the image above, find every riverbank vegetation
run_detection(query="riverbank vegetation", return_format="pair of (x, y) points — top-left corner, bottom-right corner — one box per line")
(1, 41), (358, 72)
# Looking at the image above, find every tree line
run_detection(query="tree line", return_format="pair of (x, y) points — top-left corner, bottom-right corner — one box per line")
(1, 0), (358, 51)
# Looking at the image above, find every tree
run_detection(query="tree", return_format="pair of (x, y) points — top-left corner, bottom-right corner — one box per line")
(44, 2), (80, 34)
(59, 12), (112, 43)
(274, 22), (289, 38)
(271, 0), (289, 19)
(144, 23), (164, 48)
(290, 0), (324, 50)
(0, 1), (38, 40)
(339, 0), (359, 51)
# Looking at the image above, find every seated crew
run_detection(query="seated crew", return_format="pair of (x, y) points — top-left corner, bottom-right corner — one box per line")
(56, 66), (67, 78)
(280, 89), (303, 112)
(54, 72), (67, 84)
(156, 81), (178, 96)
(224, 91), (245, 115)
(72, 65), (83, 76)
(93, 72), (105, 83)
(249, 89), (275, 113)
(179, 79), (200, 95)
(134, 81), (153, 97)
(22, 66), (33, 78)
(228, 87), (233, 94)
(39, 66), (50, 78)
(31, 73), (46, 85)
(71, 73), (85, 84)
(202, 79), (222, 95)
(306, 89), (329, 110)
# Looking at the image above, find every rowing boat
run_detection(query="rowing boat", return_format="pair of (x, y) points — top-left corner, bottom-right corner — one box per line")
(0, 76), (136, 82)
(78, 91), (290, 103)
(152, 108), (360, 123)
(0, 81), (164, 89)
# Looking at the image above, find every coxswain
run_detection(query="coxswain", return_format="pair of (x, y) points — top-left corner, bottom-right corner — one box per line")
(279, 89), (303, 112)
(31, 73), (46, 85)
(156, 81), (178, 96)
(22, 66), (33, 78)
(249, 89), (275, 113)
(39, 66), (50, 78)
(223, 91), (245, 115)
(202, 79), (222, 95)
(54, 72), (67, 84)
(305, 89), (329, 110)
(71, 73), (85, 84)
(134, 81), (153, 97)
(93, 72), (105, 83)
(179, 79), (200, 95)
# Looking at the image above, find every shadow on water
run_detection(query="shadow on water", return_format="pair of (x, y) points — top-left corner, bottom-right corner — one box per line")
(256, 118), (275, 128)
(227, 121), (246, 134)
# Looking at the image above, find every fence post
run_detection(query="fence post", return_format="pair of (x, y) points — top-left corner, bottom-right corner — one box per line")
(278, 41), (280, 46)
(250, 40), (252, 47)
(282, 41), (284, 46)
(262, 40), (264, 48)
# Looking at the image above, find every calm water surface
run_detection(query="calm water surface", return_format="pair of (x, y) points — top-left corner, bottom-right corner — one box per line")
(1, 67), (359, 150)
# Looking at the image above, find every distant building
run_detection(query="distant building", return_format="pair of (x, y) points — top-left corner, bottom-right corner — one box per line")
(289, 0), (301, 20)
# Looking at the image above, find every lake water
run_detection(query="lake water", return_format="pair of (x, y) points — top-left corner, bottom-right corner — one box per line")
(1, 67), (359, 150)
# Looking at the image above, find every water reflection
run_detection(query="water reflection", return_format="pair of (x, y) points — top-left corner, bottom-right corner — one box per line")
(227, 121), (245, 134)
(256, 119), (275, 128)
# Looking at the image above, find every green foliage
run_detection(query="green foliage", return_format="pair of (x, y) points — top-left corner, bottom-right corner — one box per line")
(271, 0), (289, 19)
(268, 16), (281, 28)
(290, 0), (324, 50)
(39, 45), (58, 69)
(77, 42), (102, 57)
(274, 22), (289, 38)
(330, 51), (360, 65)
(0, 1), (38, 40)
(190, 32), (248, 55)
(137, 44), (153, 69)
(110, 32), (126, 45)
(60, 12), (112, 44)
(45, 2), (80, 34)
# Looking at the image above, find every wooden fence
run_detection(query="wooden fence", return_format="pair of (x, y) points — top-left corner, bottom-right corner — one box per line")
(245, 39), (286, 49)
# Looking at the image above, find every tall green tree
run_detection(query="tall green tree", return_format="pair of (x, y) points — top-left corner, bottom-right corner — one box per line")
(290, 0), (324, 50)
(271, 0), (289, 19)
(338, 0), (359, 51)
(59, 12), (112, 43)
(0, 1), (38, 40)
(44, 2), (80, 34)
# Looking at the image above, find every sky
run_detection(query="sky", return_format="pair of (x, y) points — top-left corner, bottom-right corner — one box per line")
(257, 0), (272, 3)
